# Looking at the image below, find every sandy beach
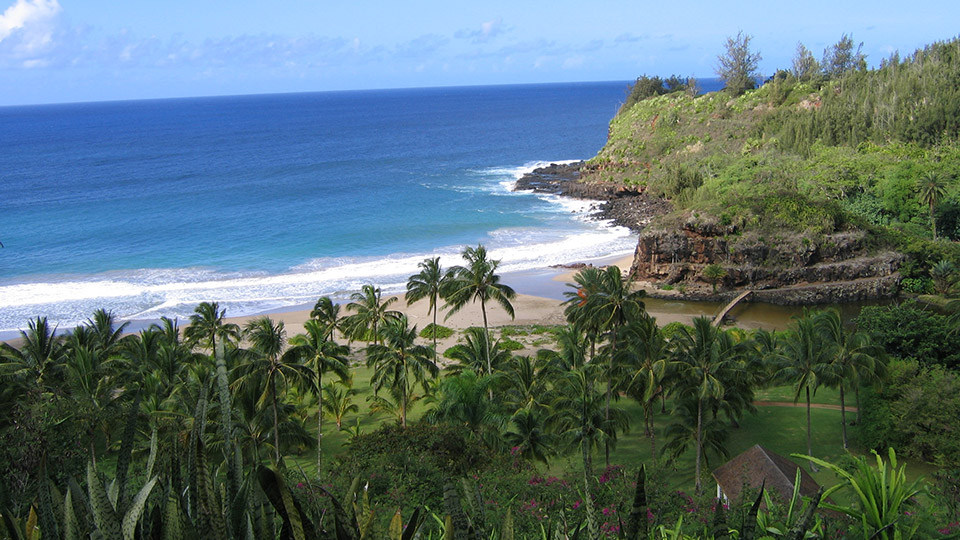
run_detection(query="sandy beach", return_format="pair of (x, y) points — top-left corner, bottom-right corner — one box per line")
(221, 253), (706, 356)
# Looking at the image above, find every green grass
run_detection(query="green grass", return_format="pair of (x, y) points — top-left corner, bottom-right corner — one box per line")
(287, 364), (931, 499)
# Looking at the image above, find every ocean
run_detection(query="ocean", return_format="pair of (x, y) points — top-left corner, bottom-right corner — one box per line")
(0, 81), (717, 336)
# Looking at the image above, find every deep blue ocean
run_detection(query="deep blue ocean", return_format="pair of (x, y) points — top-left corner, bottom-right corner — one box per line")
(0, 81), (720, 335)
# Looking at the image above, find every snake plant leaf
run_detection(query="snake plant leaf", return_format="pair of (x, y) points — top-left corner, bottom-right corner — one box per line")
(499, 507), (514, 540)
(161, 490), (184, 540)
(63, 489), (81, 540)
(121, 476), (158, 540)
(400, 506), (424, 540)
(388, 509), (403, 539)
(87, 462), (122, 540)
(317, 485), (358, 540)
(740, 479), (764, 540)
(114, 392), (143, 511)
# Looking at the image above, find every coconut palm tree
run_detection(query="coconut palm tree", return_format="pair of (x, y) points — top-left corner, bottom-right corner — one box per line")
(775, 310), (832, 470)
(424, 369), (505, 448)
(817, 309), (885, 449)
(504, 408), (555, 464)
(917, 171), (948, 240)
(670, 316), (746, 494)
(343, 284), (401, 346)
(563, 266), (606, 362)
(547, 364), (628, 483)
(310, 296), (343, 341)
(445, 245), (516, 378)
(233, 316), (314, 464)
(184, 302), (241, 355)
(444, 326), (512, 377)
(577, 265), (646, 466)
(365, 315), (438, 428)
(496, 354), (551, 412)
(84, 308), (130, 357)
(406, 256), (452, 361)
(623, 314), (669, 459)
(283, 318), (350, 472)
(321, 381), (359, 430)
(0, 317), (67, 393)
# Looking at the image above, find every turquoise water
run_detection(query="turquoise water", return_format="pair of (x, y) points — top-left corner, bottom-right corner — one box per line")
(0, 82), (644, 333)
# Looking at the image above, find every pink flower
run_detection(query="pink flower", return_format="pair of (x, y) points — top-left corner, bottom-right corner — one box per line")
(572, 500), (582, 510)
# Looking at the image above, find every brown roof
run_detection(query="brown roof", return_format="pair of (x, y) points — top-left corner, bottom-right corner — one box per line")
(711, 445), (821, 505)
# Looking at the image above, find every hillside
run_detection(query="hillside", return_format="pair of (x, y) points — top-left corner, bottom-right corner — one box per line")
(579, 38), (960, 302)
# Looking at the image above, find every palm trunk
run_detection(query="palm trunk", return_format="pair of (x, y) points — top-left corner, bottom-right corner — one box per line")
(432, 296), (438, 363)
(400, 370), (407, 429)
(317, 369), (324, 475)
(855, 385), (862, 425)
(806, 386), (818, 472)
(272, 377), (281, 465)
(695, 398), (703, 495)
(840, 384), (847, 449)
(481, 300), (493, 400)
(605, 329), (616, 468)
(582, 436), (594, 483)
(646, 401), (657, 461)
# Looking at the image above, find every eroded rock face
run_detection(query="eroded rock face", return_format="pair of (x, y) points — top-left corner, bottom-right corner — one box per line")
(629, 225), (903, 303)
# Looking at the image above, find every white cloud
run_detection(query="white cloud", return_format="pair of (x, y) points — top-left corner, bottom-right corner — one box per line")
(455, 18), (507, 44)
(0, 0), (60, 42)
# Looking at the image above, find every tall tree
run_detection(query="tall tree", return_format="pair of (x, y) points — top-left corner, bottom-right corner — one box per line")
(365, 315), (438, 428)
(623, 315), (669, 460)
(670, 317), (746, 494)
(0, 317), (66, 393)
(406, 256), (451, 361)
(817, 309), (885, 449)
(792, 42), (820, 81)
(184, 301), (241, 355)
(917, 171), (948, 240)
(234, 316), (314, 464)
(580, 265), (646, 467)
(309, 296), (343, 341)
(445, 245), (516, 379)
(716, 31), (762, 96)
(283, 318), (350, 472)
(775, 311), (831, 470)
(343, 284), (401, 346)
(822, 34), (866, 78)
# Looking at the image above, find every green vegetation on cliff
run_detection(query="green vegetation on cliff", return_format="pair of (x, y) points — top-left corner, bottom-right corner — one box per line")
(587, 38), (960, 274)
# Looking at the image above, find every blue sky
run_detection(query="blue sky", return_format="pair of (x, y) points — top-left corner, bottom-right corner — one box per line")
(1, 0), (957, 106)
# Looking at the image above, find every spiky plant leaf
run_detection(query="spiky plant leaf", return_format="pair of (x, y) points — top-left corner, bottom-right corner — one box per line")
(87, 462), (122, 540)
(318, 485), (358, 540)
(388, 509), (403, 540)
(114, 392), (143, 511)
(145, 429), (158, 481)
(400, 507), (424, 540)
(257, 466), (318, 540)
(740, 480), (764, 540)
(121, 476), (158, 540)
(26, 506), (38, 540)
(64, 489), (81, 540)
(162, 491), (184, 540)
(625, 465), (647, 539)
(36, 461), (60, 540)
(499, 507), (514, 540)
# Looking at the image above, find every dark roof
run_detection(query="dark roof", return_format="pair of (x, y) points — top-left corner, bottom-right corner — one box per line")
(711, 445), (821, 505)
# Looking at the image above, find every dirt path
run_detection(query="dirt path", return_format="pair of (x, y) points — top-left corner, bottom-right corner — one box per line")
(753, 401), (857, 412)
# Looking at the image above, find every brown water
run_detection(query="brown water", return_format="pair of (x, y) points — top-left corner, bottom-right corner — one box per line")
(644, 296), (894, 331)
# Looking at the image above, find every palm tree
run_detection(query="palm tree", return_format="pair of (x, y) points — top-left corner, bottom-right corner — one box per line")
(623, 314), (669, 459)
(445, 326), (512, 377)
(406, 256), (451, 361)
(577, 265), (646, 466)
(283, 318), (350, 472)
(321, 381), (359, 430)
(365, 315), (438, 428)
(504, 408), (555, 464)
(496, 354), (551, 412)
(563, 266), (606, 362)
(184, 302), (241, 355)
(670, 316), (746, 494)
(917, 171), (948, 240)
(445, 244), (516, 378)
(310, 296), (343, 341)
(84, 308), (130, 356)
(343, 284), (401, 346)
(702, 264), (727, 294)
(424, 370), (505, 448)
(775, 310), (831, 470)
(0, 317), (66, 393)
(233, 316), (314, 464)
(817, 309), (885, 449)
(547, 365), (628, 483)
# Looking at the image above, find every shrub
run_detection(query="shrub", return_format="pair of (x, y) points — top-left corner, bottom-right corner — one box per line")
(419, 323), (454, 340)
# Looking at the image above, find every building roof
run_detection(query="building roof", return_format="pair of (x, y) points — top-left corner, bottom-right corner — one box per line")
(711, 444), (822, 505)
